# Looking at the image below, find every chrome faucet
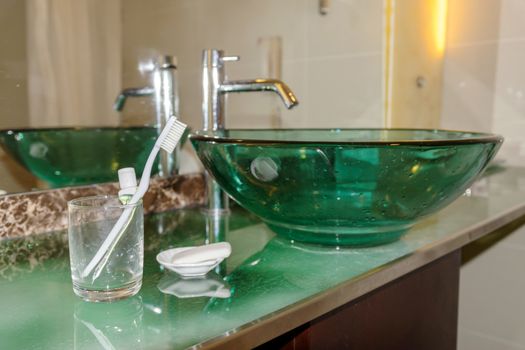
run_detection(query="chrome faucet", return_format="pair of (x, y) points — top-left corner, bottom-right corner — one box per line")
(114, 55), (180, 177)
(202, 48), (299, 213)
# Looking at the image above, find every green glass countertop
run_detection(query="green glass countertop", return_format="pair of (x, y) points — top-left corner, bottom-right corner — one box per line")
(1, 166), (525, 349)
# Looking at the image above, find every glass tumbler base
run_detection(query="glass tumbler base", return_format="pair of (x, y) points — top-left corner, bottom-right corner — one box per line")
(73, 279), (142, 302)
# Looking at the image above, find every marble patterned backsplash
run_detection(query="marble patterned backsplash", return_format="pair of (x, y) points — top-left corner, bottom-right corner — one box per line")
(0, 174), (205, 239)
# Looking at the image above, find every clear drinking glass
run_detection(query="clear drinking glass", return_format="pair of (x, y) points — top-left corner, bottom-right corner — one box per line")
(68, 195), (144, 302)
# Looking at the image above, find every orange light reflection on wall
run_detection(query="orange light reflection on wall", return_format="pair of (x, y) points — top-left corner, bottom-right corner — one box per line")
(435, 0), (448, 55)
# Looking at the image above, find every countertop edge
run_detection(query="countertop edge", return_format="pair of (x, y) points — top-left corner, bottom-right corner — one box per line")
(195, 200), (525, 350)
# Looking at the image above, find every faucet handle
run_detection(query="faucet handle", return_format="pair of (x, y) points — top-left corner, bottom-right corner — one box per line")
(221, 55), (240, 63)
(203, 49), (240, 68)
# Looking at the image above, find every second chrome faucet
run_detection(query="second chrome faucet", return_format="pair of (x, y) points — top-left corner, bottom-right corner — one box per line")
(201, 48), (299, 213)
(115, 55), (180, 177)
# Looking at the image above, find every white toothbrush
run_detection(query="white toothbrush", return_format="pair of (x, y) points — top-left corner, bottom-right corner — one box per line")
(82, 117), (187, 280)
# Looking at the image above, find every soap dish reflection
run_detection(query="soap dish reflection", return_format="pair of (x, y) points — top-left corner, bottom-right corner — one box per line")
(157, 272), (231, 299)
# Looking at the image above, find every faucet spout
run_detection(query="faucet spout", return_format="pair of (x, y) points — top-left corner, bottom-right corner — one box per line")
(220, 79), (299, 109)
(113, 87), (155, 111)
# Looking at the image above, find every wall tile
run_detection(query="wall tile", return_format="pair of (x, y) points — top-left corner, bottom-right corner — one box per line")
(305, 0), (383, 58)
(441, 44), (499, 131)
(494, 223), (525, 250)
(122, 0), (384, 130)
(446, 0), (502, 48)
(492, 39), (525, 166)
(459, 328), (525, 350)
(306, 53), (383, 128)
(498, 0), (525, 40)
(0, 0), (28, 129)
(459, 242), (525, 347)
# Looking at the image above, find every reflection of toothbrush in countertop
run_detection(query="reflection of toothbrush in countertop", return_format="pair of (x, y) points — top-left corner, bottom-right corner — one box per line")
(77, 317), (116, 350)
(82, 116), (187, 280)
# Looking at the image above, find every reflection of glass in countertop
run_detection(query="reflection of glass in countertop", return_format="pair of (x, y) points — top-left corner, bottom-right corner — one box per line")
(74, 297), (144, 350)
(1, 167), (525, 349)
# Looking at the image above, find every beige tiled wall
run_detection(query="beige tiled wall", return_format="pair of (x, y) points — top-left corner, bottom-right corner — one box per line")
(442, 1), (525, 349)
(459, 170), (525, 349)
(459, 225), (525, 350)
(26, 0), (121, 128)
(121, 0), (385, 130)
(0, 0), (28, 129)
(441, 0), (501, 132)
(387, 0), (447, 129)
(492, 0), (525, 167)
(441, 0), (525, 167)
(0, 0), (36, 193)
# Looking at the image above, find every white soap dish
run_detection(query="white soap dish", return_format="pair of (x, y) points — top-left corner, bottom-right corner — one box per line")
(156, 242), (231, 277)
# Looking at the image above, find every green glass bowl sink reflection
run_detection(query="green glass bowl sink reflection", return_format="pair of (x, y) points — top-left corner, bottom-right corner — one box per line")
(0, 127), (159, 187)
(191, 129), (503, 246)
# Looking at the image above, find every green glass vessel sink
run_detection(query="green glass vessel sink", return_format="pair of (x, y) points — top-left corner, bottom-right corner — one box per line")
(0, 127), (159, 187)
(191, 129), (503, 246)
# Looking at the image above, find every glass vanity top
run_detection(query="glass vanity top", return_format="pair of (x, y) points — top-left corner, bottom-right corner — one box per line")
(1, 166), (525, 350)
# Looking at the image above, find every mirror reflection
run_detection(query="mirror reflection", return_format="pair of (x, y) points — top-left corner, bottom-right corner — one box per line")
(0, 0), (388, 194)
(1, 0), (521, 194)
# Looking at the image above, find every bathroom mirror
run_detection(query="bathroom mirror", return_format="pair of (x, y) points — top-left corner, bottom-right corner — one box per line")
(1, 0), (518, 194)
(0, 0), (388, 194)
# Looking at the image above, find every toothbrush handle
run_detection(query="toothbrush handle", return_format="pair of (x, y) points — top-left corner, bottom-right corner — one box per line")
(91, 205), (139, 281)
(82, 146), (159, 279)
(82, 116), (186, 282)
(131, 145), (159, 203)
(81, 207), (134, 278)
